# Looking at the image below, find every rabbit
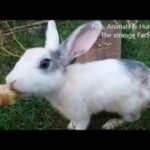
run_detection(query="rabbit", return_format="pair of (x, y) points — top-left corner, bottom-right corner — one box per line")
(5, 20), (150, 130)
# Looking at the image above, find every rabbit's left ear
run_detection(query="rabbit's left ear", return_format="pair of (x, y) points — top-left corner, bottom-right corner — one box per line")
(59, 20), (102, 65)
(45, 20), (60, 51)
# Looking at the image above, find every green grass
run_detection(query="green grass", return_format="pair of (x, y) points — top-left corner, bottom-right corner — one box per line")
(0, 20), (150, 130)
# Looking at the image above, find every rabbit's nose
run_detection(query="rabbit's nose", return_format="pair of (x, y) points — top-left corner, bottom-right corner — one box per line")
(9, 80), (17, 91)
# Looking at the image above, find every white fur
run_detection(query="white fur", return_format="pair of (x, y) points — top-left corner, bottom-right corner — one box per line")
(5, 20), (150, 130)
(45, 59), (150, 129)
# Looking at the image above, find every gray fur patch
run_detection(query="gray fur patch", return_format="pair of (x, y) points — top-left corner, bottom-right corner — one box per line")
(119, 59), (150, 85)
(50, 49), (68, 72)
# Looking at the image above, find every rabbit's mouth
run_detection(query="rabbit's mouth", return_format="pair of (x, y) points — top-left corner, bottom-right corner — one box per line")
(17, 91), (26, 96)
(17, 91), (31, 97)
(12, 90), (29, 97)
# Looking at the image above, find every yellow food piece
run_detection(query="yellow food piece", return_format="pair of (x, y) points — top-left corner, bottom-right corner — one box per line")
(0, 84), (18, 105)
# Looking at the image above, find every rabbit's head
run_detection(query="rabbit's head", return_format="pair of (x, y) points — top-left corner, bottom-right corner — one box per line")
(6, 20), (102, 96)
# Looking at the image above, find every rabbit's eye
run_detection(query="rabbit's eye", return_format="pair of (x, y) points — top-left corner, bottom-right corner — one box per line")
(39, 58), (51, 69)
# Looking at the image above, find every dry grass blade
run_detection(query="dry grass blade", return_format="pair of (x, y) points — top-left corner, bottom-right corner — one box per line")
(1, 20), (48, 36)
(0, 29), (21, 58)
(4, 21), (25, 50)
(0, 46), (21, 58)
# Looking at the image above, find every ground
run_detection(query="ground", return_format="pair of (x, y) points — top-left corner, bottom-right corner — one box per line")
(0, 20), (150, 130)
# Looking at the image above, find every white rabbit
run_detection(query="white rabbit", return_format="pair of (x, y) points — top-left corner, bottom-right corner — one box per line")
(6, 20), (150, 130)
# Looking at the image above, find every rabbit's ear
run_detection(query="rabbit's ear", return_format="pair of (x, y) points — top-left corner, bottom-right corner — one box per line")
(45, 20), (60, 51)
(59, 20), (102, 64)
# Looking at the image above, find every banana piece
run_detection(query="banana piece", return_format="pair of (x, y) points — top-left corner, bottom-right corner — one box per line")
(0, 84), (18, 105)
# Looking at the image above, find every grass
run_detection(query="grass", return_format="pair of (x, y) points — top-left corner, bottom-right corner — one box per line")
(0, 20), (150, 130)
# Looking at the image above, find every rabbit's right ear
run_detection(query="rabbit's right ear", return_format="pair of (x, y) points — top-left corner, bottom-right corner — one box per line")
(45, 20), (60, 51)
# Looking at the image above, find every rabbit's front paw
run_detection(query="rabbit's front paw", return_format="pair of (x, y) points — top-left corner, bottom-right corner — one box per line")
(67, 121), (75, 130)
(102, 119), (124, 130)
(67, 120), (89, 130)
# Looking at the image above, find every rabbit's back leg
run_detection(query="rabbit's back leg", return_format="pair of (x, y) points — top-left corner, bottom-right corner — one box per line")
(102, 110), (141, 130)
(122, 111), (141, 122)
(102, 118), (124, 130)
